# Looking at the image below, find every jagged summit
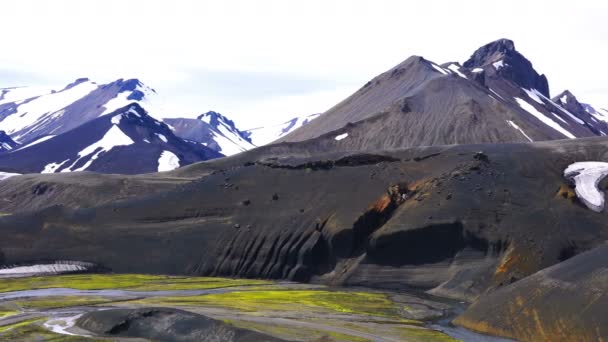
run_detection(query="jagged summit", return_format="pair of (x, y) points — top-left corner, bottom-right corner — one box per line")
(464, 38), (549, 96)
(165, 110), (255, 156)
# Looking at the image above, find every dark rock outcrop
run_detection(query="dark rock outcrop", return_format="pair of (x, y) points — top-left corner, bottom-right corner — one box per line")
(463, 38), (550, 96)
(77, 308), (287, 342)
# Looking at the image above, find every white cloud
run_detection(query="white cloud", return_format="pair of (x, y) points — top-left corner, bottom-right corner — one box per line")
(1, 0), (607, 123)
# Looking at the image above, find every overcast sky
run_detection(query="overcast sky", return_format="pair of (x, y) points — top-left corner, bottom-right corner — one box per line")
(1, 0), (606, 128)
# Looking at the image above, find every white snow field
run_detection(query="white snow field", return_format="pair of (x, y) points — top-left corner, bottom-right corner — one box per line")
(157, 150), (180, 172)
(564, 161), (608, 212)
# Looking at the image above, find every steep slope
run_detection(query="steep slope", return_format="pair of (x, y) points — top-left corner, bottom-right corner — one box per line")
(280, 39), (607, 150)
(454, 243), (608, 341)
(244, 113), (321, 146)
(0, 131), (19, 152)
(165, 111), (255, 156)
(0, 103), (222, 174)
(0, 78), (160, 144)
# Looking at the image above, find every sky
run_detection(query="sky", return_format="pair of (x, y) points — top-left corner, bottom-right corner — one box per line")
(1, 0), (606, 128)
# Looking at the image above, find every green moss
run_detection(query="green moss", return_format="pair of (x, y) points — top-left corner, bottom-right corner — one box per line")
(0, 274), (272, 292)
(0, 318), (43, 333)
(12, 296), (119, 310)
(137, 289), (404, 319)
(0, 310), (18, 319)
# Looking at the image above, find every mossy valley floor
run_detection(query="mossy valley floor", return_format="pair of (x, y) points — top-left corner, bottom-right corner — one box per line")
(0, 273), (468, 341)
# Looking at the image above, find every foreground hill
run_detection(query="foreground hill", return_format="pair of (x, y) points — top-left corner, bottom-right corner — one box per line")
(0, 134), (607, 340)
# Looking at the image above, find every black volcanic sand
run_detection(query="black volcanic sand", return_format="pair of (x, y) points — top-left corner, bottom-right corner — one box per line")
(1, 137), (608, 340)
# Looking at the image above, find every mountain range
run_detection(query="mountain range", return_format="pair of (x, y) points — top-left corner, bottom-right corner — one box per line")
(0, 78), (320, 174)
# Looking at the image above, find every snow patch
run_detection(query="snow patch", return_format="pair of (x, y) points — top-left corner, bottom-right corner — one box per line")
(62, 125), (134, 172)
(515, 97), (575, 139)
(506, 120), (533, 142)
(15, 135), (56, 151)
(155, 133), (168, 143)
(157, 150), (180, 172)
(472, 68), (484, 73)
(523, 88), (544, 105)
(0, 81), (98, 141)
(551, 113), (568, 125)
(564, 162), (608, 212)
(0, 263), (89, 275)
(431, 64), (449, 75)
(0, 171), (20, 181)
(245, 113), (321, 146)
(111, 114), (122, 125)
(100, 83), (160, 117)
(447, 64), (467, 78)
(560, 95), (568, 104)
(335, 133), (348, 141)
(493, 60), (505, 70)
(44, 314), (84, 336)
(42, 159), (70, 174)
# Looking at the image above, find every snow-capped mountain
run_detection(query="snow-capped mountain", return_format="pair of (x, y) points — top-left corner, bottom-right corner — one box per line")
(0, 104), (221, 174)
(244, 113), (321, 146)
(279, 39), (608, 150)
(165, 111), (255, 156)
(0, 131), (19, 153)
(0, 78), (160, 144)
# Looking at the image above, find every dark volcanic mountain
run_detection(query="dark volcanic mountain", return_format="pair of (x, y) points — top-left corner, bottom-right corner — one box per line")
(164, 111), (255, 156)
(280, 39), (608, 150)
(0, 103), (221, 174)
(462, 38), (550, 96)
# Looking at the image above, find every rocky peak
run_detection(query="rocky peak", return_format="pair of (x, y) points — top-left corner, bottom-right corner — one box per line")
(197, 111), (253, 145)
(61, 77), (91, 91)
(553, 90), (586, 114)
(463, 38), (550, 97)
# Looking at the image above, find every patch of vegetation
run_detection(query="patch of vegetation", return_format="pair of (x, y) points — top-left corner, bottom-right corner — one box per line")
(0, 309), (18, 319)
(12, 296), (120, 310)
(0, 318), (43, 333)
(137, 289), (404, 319)
(0, 274), (272, 292)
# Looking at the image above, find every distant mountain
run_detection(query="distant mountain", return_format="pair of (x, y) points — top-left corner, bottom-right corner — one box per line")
(244, 113), (321, 146)
(0, 78), (160, 144)
(279, 39), (608, 151)
(164, 111), (255, 156)
(0, 104), (221, 174)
